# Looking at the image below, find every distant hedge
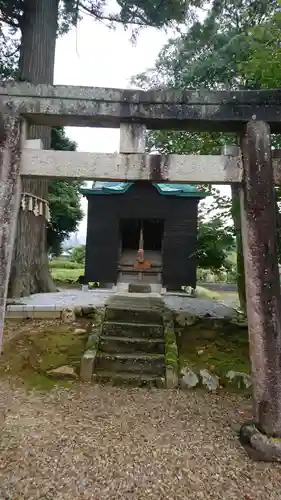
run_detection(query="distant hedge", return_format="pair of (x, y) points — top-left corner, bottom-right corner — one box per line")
(49, 259), (82, 269)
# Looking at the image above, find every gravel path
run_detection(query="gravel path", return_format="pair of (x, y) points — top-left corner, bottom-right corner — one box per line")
(0, 382), (279, 500)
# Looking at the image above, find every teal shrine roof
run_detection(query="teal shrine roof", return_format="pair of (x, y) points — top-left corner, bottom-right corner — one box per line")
(81, 181), (207, 198)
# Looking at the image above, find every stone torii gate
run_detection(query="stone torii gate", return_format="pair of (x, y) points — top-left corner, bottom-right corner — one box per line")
(1, 82), (281, 460)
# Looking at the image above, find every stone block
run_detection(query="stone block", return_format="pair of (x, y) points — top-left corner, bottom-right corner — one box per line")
(47, 365), (78, 379)
(80, 350), (97, 382)
(96, 353), (165, 376)
(102, 321), (164, 339)
(61, 308), (76, 323)
(99, 336), (165, 355)
(181, 369), (199, 388)
(175, 312), (197, 327)
(81, 306), (96, 318)
(128, 283), (151, 294)
(200, 369), (219, 391)
(105, 306), (162, 325)
(74, 328), (87, 335)
(166, 367), (179, 389)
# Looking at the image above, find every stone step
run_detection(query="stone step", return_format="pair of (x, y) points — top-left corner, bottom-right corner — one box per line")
(96, 353), (165, 376)
(99, 335), (165, 355)
(102, 321), (164, 339)
(93, 371), (164, 388)
(105, 306), (163, 325)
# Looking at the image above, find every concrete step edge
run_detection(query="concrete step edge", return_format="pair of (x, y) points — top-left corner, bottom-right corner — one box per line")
(100, 335), (165, 344)
(97, 353), (165, 361)
(94, 370), (162, 381)
(102, 320), (164, 328)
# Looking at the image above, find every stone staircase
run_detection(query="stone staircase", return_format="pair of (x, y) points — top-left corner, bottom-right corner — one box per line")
(93, 294), (166, 386)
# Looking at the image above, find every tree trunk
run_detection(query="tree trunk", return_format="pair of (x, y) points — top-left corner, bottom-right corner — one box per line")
(231, 184), (246, 315)
(8, 0), (59, 297)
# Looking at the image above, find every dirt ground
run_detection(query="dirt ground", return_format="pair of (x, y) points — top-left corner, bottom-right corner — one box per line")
(0, 381), (280, 500)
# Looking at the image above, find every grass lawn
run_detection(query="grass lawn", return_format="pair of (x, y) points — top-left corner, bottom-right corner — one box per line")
(51, 267), (84, 284)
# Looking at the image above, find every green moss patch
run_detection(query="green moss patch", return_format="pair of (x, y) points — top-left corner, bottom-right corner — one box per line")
(177, 319), (250, 388)
(1, 319), (89, 390)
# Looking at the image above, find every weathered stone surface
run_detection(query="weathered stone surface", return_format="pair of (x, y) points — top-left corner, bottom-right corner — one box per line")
(119, 123), (146, 154)
(0, 103), (22, 353)
(61, 308), (75, 323)
(80, 350), (96, 382)
(128, 282), (152, 294)
(21, 149), (243, 184)
(181, 369), (199, 388)
(175, 312), (197, 327)
(105, 306), (163, 325)
(94, 371), (162, 387)
(240, 422), (281, 462)
(99, 336), (165, 355)
(86, 331), (100, 350)
(226, 370), (252, 389)
(200, 369), (219, 391)
(102, 321), (164, 339)
(47, 365), (78, 379)
(3, 82), (281, 132)
(240, 121), (281, 436)
(74, 328), (87, 335)
(81, 306), (96, 317)
(96, 353), (165, 376)
(166, 367), (179, 389)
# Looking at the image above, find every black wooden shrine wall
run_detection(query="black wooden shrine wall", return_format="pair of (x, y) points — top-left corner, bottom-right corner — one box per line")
(84, 182), (199, 288)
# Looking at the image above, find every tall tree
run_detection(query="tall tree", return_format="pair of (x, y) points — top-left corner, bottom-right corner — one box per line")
(0, 0), (201, 296)
(8, 0), (60, 296)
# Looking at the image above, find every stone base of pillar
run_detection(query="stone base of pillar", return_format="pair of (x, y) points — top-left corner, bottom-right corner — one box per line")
(240, 421), (281, 462)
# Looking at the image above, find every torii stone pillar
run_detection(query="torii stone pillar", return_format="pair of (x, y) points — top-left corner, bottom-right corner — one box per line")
(0, 103), (23, 353)
(239, 121), (281, 461)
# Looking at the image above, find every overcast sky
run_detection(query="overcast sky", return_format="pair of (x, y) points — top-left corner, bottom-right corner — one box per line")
(54, 16), (170, 239)
(53, 12), (228, 241)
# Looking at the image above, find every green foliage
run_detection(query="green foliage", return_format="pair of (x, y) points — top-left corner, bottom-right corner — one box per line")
(0, 0), (203, 44)
(71, 244), (86, 264)
(197, 218), (234, 271)
(240, 4), (281, 88)
(47, 127), (84, 256)
(49, 259), (82, 269)
(60, 0), (202, 28)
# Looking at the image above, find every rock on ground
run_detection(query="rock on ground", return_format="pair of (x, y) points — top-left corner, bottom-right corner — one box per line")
(46, 365), (78, 379)
(0, 382), (280, 500)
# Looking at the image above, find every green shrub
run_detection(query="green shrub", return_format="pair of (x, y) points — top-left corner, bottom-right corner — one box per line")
(71, 245), (85, 265)
(50, 259), (81, 269)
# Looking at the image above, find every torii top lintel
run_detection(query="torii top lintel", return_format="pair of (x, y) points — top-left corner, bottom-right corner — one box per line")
(1, 82), (281, 132)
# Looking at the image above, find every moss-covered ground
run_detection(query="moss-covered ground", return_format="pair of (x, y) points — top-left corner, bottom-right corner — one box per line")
(1, 314), (250, 393)
(179, 323), (249, 377)
(0, 319), (91, 390)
